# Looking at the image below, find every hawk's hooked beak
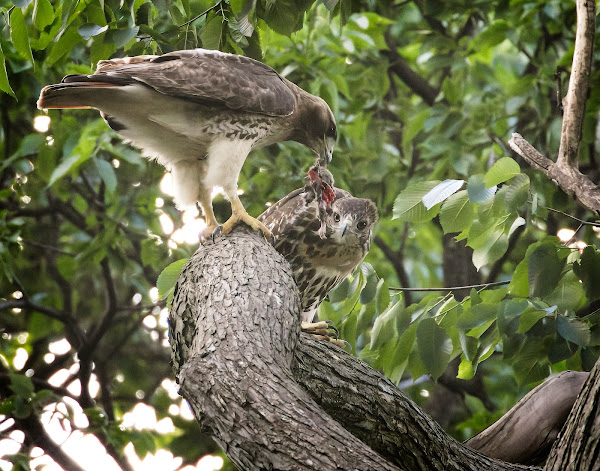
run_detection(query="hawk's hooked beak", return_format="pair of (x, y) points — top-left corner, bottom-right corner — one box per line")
(319, 135), (335, 166)
(340, 215), (353, 238)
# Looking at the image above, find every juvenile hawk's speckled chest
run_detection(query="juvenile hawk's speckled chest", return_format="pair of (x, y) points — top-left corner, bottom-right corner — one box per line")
(258, 187), (378, 323)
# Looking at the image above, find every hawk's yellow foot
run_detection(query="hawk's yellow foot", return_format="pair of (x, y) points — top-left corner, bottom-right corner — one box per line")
(301, 321), (349, 349)
(221, 198), (272, 239)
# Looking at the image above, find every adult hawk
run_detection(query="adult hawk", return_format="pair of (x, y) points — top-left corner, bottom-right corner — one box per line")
(37, 48), (337, 239)
(258, 173), (377, 335)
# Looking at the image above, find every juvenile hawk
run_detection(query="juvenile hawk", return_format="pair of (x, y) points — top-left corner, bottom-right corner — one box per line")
(37, 48), (337, 239)
(258, 176), (378, 329)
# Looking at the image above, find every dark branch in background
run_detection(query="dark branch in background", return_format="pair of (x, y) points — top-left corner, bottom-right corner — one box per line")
(508, 0), (599, 214)
(14, 415), (87, 471)
(382, 31), (439, 106)
(374, 232), (413, 305)
(0, 299), (86, 348)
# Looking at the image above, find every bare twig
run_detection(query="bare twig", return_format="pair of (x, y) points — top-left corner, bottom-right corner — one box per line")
(539, 205), (600, 227)
(509, 133), (600, 213)
(179, 0), (222, 27)
(389, 280), (510, 292)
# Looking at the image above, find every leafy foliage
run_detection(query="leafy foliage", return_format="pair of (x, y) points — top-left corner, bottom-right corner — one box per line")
(1, 0), (600, 467)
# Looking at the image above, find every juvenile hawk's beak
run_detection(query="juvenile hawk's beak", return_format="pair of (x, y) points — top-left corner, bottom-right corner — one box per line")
(341, 224), (348, 237)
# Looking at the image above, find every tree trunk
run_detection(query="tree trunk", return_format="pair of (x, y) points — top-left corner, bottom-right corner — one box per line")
(545, 358), (600, 471)
(169, 228), (545, 471)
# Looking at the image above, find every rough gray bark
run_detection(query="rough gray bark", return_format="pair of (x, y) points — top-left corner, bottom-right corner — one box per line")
(545, 357), (600, 471)
(293, 334), (538, 471)
(169, 227), (541, 471)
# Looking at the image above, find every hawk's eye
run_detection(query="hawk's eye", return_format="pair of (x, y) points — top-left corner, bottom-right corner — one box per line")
(333, 213), (341, 222)
(357, 220), (368, 230)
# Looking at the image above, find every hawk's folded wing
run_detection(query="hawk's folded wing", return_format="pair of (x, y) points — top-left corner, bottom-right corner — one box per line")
(60, 49), (297, 117)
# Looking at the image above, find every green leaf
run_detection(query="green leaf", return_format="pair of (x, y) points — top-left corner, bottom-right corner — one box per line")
(374, 278), (390, 316)
(156, 259), (188, 300)
(516, 309), (546, 333)
(202, 16), (225, 50)
(474, 19), (509, 49)
(528, 243), (564, 298)
(484, 157), (520, 187)
(46, 27), (82, 66)
(389, 322), (418, 382)
(439, 190), (474, 234)
(416, 318), (452, 381)
(33, 0), (54, 31)
(106, 27), (140, 48)
(78, 23), (109, 39)
(504, 173), (530, 212)
(131, 430), (157, 458)
(458, 330), (479, 361)
(358, 263), (378, 305)
(0, 45), (16, 99)
(457, 354), (475, 380)
(556, 315), (590, 347)
(457, 303), (497, 330)
(9, 374), (35, 399)
(392, 181), (441, 222)
(95, 159), (117, 193)
(472, 230), (508, 271)
(467, 175), (497, 203)
(497, 299), (528, 334)
(370, 301), (402, 350)
(573, 246), (600, 301)
(47, 154), (88, 187)
(422, 179), (465, 210)
(402, 109), (429, 147)
(262, 0), (309, 35)
(10, 8), (34, 65)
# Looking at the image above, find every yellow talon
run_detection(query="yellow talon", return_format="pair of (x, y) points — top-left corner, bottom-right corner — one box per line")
(221, 211), (272, 238)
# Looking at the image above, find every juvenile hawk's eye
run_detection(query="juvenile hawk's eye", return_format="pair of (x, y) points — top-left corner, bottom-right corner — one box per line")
(333, 213), (341, 222)
(357, 220), (367, 230)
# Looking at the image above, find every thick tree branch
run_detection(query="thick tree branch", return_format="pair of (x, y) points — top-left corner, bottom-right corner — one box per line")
(556, 0), (595, 168)
(293, 335), (538, 471)
(171, 229), (549, 470)
(171, 229), (400, 470)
